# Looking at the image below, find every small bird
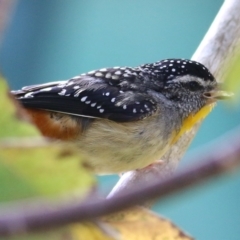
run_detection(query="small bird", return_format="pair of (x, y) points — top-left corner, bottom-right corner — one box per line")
(12, 59), (231, 174)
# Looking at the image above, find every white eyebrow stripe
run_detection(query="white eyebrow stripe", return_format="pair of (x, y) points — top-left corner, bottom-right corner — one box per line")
(170, 76), (213, 87)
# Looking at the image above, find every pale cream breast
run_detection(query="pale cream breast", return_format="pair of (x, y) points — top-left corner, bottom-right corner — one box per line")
(75, 113), (179, 174)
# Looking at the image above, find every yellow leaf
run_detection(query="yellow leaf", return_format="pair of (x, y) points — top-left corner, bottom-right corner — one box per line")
(102, 207), (193, 240)
(70, 222), (116, 240)
(12, 222), (117, 240)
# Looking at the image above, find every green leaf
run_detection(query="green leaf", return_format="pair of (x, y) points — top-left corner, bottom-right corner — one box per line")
(222, 51), (240, 101)
(0, 76), (95, 202)
(0, 76), (39, 138)
(0, 143), (95, 201)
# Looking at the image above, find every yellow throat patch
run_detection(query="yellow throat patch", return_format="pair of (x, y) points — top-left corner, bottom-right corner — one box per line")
(171, 103), (215, 144)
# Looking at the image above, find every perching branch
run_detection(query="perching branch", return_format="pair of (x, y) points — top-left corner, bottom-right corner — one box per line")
(108, 0), (240, 199)
(0, 127), (240, 236)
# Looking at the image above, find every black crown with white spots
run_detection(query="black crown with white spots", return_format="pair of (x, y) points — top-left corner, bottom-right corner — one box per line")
(13, 59), (215, 122)
(143, 59), (214, 81)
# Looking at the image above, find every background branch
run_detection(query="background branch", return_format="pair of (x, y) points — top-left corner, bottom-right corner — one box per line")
(108, 0), (240, 199)
(0, 127), (240, 236)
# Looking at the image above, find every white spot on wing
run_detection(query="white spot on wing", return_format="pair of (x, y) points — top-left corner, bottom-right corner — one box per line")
(125, 70), (132, 74)
(40, 87), (52, 92)
(57, 84), (66, 88)
(95, 72), (103, 77)
(112, 75), (119, 80)
(24, 92), (34, 98)
(58, 89), (67, 96)
(67, 82), (74, 86)
(81, 96), (88, 102)
(105, 73), (112, 79)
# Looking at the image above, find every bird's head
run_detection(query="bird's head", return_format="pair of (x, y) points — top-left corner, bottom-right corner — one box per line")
(141, 59), (233, 116)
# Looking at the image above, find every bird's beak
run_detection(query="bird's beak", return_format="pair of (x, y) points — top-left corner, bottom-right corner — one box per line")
(203, 89), (234, 104)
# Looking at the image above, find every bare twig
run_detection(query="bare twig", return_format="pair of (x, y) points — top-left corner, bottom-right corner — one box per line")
(0, 128), (240, 236)
(108, 0), (240, 199)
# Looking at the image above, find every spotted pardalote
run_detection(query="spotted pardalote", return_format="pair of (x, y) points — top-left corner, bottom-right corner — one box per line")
(12, 59), (232, 173)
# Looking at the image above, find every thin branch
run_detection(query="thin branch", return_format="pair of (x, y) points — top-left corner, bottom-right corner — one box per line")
(0, 128), (240, 236)
(108, 0), (240, 199)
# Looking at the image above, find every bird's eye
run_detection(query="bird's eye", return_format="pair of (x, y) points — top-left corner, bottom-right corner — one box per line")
(185, 81), (202, 91)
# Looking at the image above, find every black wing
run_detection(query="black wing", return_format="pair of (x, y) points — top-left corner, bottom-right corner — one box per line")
(12, 67), (158, 122)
